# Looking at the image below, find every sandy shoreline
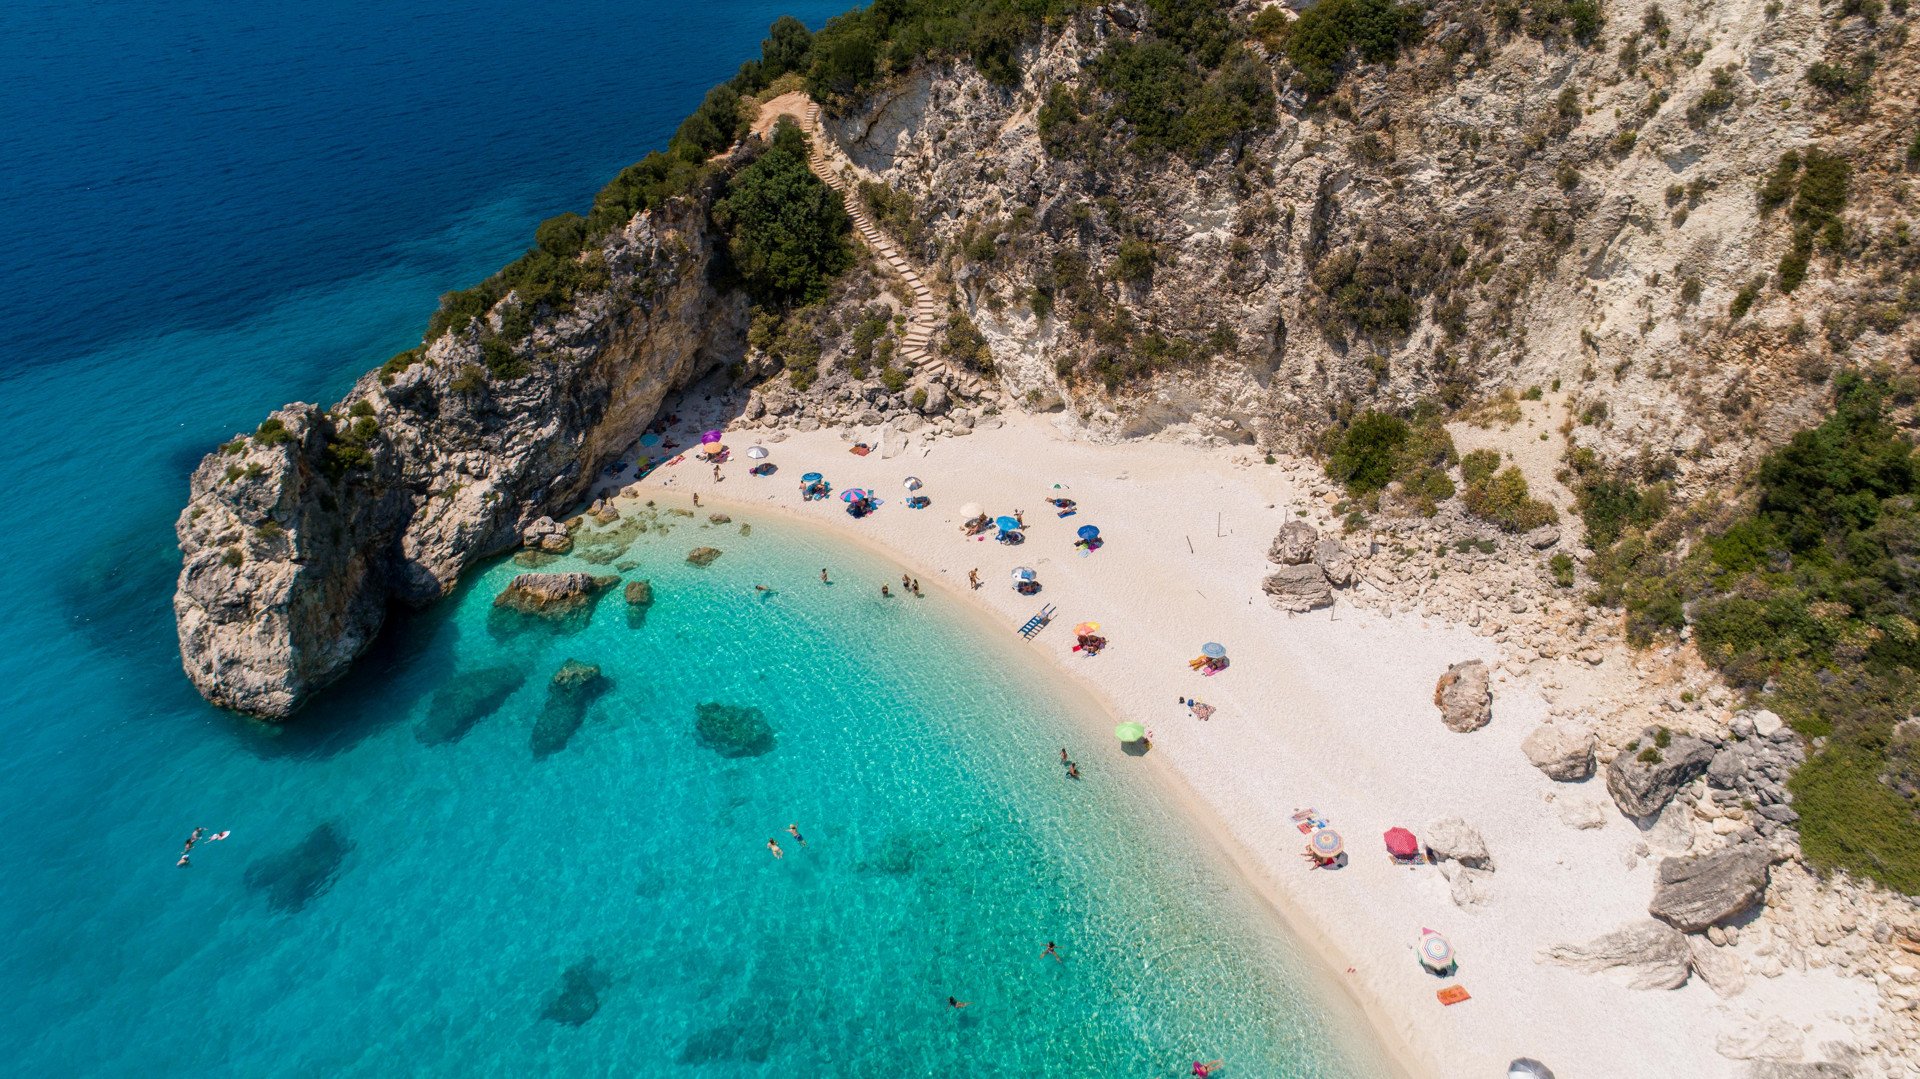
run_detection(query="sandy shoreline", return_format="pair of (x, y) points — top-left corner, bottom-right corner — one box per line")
(593, 411), (1878, 1078)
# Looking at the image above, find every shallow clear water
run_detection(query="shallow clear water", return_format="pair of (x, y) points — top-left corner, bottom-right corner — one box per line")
(0, 1), (1388, 1074)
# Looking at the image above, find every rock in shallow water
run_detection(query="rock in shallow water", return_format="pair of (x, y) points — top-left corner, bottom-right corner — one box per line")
(532, 659), (610, 759)
(694, 701), (774, 757)
(415, 665), (528, 745)
(493, 572), (616, 614)
(541, 956), (609, 1026)
(686, 546), (722, 567)
(244, 822), (352, 914)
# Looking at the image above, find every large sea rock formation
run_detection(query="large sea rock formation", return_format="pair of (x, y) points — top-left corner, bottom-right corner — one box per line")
(174, 198), (742, 718)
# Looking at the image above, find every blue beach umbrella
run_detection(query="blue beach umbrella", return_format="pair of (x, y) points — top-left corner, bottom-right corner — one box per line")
(1201, 642), (1226, 659)
(842, 488), (869, 502)
(995, 515), (1020, 532)
(1077, 525), (1100, 540)
(802, 472), (823, 484)
(1011, 566), (1036, 581)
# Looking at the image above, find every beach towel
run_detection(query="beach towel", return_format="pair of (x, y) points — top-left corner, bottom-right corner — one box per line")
(1436, 986), (1470, 1006)
(849, 444), (871, 456)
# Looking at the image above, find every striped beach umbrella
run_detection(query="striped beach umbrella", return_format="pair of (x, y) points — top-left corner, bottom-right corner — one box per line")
(841, 488), (868, 502)
(1418, 929), (1455, 972)
(903, 476), (922, 490)
(1309, 829), (1343, 859)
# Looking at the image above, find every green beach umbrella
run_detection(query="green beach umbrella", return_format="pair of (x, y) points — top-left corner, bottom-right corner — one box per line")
(1115, 722), (1146, 743)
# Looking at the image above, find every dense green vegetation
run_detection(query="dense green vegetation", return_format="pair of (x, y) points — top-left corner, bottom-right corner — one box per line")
(1274, 0), (1421, 95)
(1757, 148), (1851, 294)
(1576, 375), (1920, 892)
(1323, 404), (1457, 514)
(1459, 449), (1557, 531)
(801, 0), (1078, 99)
(1032, 0), (1278, 162)
(713, 119), (854, 305)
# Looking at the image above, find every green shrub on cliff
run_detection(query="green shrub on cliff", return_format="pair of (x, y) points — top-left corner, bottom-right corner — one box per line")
(1284, 0), (1420, 96)
(713, 119), (852, 305)
(1324, 404), (1457, 511)
(802, 0), (1078, 100)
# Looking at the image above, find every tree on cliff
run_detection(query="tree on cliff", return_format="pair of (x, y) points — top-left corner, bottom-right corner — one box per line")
(712, 119), (852, 305)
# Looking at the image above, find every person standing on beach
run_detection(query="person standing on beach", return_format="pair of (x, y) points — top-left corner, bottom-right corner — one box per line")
(787, 824), (806, 846)
(692, 492), (700, 506)
(767, 839), (784, 860)
(911, 577), (921, 596)
(968, 568), (980, 589)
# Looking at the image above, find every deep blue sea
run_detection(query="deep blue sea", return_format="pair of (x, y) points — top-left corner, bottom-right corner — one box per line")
(0, 2), (1387, 1074)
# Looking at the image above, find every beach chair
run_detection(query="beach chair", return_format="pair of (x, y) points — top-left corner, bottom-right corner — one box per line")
(1016, 604), (1056, 639)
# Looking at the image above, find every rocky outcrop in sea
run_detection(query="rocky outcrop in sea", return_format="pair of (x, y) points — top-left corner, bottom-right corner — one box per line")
(174, 196), (742, 718)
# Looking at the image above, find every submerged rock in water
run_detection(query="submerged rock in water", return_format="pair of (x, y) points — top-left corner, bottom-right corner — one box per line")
(415, 665), (527, 745)
(686, 546), (722, 567)
(624, 579), (654, 630)
(532, 659), (611, 759)
(694, 700), (774, 757)
(541, 955), (610, 1026)
(513, 550), (560, 568)
(244, 822), (352, 913)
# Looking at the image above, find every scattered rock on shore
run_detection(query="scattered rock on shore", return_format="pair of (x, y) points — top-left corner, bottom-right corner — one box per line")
(1686, 934), (1748, 998)
(1433, 660), (1492, 733)
(1648, 842), (1772, 932)
(1262, 562), (1333, 612)
(1606, 729), (1716, 818)
(1268, 521), (1319, 565)
(1538, 919), (1692, 990)
(1523, 721), (1596, 780)
(1426, 816), (1495, 870)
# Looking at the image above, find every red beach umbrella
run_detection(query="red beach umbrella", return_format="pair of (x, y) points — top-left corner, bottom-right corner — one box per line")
(1383, 827), (1420, 858)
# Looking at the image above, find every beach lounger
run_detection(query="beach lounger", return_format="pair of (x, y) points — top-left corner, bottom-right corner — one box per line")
(1016, 604), (1056, 639)
(1436, 986), (1471, 1006)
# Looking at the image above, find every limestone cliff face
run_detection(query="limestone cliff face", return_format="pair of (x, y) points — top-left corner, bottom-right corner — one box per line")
(175, 197), (743, 718)
(807, 0), (1914, 496)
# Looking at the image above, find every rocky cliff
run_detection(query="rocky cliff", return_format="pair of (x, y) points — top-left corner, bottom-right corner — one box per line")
(174, 197), (743, 717)
(778, 0), (1916, 501)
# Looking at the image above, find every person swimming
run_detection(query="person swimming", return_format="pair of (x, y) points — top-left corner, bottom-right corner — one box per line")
(787, 824), (805, 846)
(1066, 762), (1080, 780)
(947, 996), (969, 1009)
(1193, 1060), (1223, 1077)
(767, 839), (784, 860)
(208, 831), (230, 842)
(1043, 941), (1062, 962)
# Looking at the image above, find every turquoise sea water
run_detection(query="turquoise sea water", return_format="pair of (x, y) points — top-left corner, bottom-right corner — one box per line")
(0, 1), (1387, 1074)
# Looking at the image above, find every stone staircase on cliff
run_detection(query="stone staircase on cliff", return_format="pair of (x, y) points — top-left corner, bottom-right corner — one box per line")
(797, 103), (985, 398)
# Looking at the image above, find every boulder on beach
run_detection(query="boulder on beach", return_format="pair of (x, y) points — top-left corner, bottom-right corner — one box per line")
(1538, 918), (1692, 990)
(1262, 562), (1332, 612)
(1268, 520), (1319, 565)
(1648, 842), (1772, 932)
(1425, 816), (1495, 870)
(1522, 722), (1596, 780)
(1686, 934), (1748, 998)
(1606, 729), (1716, 817)
(686, 546), (723, 567)
(1433, 660), (1492, 733)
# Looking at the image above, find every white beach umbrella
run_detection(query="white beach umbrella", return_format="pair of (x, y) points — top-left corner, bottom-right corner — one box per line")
(958, 502), (983, 519)
(746, 446), (769, 460)
(903, 476), (922, 490)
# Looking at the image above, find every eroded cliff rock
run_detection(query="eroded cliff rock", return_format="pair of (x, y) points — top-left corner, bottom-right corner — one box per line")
(175, 197), (743, 717)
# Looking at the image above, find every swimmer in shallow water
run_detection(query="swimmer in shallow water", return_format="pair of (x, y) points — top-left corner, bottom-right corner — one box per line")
(767, 839), (784, 860)
(788, 824), (805, 846)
